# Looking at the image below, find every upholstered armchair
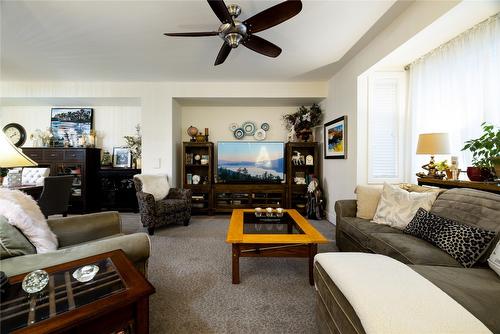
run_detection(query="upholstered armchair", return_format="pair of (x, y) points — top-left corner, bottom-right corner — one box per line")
(133, 174), (192, 235)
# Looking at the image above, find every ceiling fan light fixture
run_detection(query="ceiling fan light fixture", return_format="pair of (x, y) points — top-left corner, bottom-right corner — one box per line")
(227, 4), (241, 18)
(224, 33), (243, 48)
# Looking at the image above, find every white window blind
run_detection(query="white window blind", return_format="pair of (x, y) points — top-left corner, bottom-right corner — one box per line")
(367, 72), (406, 183)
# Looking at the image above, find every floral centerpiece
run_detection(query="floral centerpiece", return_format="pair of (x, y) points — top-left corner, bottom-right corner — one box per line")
(30, 128), (53, 147)
(124, 124), (142, 168)
(283, 104), (322, 142)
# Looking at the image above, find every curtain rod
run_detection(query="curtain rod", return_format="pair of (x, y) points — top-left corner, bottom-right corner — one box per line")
(404, 12), (499, 71)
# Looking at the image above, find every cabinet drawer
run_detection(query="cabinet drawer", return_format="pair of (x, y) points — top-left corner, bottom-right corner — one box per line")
(22, 149), (43, 161)
(43, 149), (64, 160)
(64, 150), (85, 161)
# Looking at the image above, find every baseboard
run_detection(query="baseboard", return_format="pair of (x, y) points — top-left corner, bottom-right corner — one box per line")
(324, 210), (336, 225)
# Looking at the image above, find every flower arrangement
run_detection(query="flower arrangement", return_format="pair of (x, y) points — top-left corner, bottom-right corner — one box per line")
(283, 104), (322, 141)
(30, 128), (53, 147)
(124, 124), (142, 162)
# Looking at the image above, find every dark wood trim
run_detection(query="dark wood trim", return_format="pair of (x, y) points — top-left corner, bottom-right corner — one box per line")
(417, 178), (499, 194)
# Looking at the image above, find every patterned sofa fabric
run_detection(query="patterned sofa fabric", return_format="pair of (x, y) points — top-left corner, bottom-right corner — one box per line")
(133, 177), (192, 235)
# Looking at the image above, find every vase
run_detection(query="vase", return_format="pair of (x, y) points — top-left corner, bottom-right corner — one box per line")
(466, 167), (484, 182)
(297, 129), (313, 142)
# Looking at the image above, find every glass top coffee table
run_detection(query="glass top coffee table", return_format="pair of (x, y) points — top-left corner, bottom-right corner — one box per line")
(226, 209), (328, 285)
(0, 250), (154, 334)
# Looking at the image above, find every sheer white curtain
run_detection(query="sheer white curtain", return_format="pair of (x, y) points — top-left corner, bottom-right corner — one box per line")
(408, 14), (500, 181)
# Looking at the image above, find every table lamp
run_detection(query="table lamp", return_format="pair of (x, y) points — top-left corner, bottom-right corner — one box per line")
(0, 131), (37, 184)
(416, 133), (450, 178)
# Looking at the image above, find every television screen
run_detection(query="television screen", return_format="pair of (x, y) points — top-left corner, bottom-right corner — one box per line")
(217, 141), (285, 183)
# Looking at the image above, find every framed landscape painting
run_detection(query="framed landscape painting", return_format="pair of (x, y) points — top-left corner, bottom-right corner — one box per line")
(324, 116), (347, 159)
(51, 108), (93, 146)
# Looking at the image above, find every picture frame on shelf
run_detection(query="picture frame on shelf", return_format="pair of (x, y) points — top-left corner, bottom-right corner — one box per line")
(50, 108), (93, 147)
(112, 147), (132, 168)
(324, 116), (347, 159)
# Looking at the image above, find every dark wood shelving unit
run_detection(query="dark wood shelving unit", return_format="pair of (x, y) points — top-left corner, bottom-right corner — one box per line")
(98, 168), (141, 212)
(181, 141), (321, 215)
(182, 142), (214, 215)
(21, 147), (101, 213)
(286, 142), (320, 214)
(213, 184), (287, 213)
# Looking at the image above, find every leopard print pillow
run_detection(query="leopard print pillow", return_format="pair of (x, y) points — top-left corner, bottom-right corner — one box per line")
(404, 208), (497, 268)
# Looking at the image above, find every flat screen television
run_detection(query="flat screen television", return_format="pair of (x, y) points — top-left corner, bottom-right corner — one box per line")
(217, 141), (285, 183)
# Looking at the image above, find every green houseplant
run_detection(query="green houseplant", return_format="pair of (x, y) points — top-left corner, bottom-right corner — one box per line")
(461, 122), (499, 181)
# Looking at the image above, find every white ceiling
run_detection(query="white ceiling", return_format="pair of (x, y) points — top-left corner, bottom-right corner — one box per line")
(1, 0), (395, 82)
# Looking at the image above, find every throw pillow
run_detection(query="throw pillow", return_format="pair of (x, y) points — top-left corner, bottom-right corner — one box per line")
(488, 241), (500, 277)
(405, 209), (497, 268)
(372, 183), (439, 229)
(0, 215), (36, 259)
(135, 174), (170, 201)
(0, 188), (58, 253)
(355, 185), (382, 219)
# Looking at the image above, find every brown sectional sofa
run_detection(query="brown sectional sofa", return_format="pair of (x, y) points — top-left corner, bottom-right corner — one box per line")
(314, 188), (500, 333)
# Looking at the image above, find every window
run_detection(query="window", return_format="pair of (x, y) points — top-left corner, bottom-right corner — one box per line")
(367, 72), (406, 183)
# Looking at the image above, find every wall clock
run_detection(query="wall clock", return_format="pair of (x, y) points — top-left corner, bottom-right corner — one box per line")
(3, 123), (27, 147)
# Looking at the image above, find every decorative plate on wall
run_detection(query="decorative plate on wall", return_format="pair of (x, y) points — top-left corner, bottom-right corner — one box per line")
(261, 123), (270, 131)
(241, 121), (256, 135)
(254, 129), (266, 141)
(229, 123), (239, 131)
(233, 128), (245, 140)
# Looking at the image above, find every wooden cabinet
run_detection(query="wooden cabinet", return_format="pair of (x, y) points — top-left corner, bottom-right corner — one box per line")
(21, 147), (101, 213)
(182, 142), (214, 215)
(98, 168), (141, 212)
(286, 142), (320, 214)
(213, 184), (286, 213)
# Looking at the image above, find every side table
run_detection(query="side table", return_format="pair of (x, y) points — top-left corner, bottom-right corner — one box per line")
(0, 250), (155, 334)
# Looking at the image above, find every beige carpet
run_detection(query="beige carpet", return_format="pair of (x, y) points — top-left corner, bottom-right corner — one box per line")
(120, 213), (337, 334)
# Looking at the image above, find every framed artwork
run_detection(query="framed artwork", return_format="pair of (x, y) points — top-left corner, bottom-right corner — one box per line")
(113, 147), (132, 168)
(324, 116), (347, 159)
(51, 108), (93, 147)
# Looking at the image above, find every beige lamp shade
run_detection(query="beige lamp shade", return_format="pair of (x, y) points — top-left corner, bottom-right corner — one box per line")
(0, 131), (37, 168)
(416, 133), (450, 155)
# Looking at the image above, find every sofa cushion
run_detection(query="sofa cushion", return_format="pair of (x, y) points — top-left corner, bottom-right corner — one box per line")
(369, 232), (462, 267)
(0, 215), (36, 259)
(412, 265), (500, 333)
(338, 217), (402, 248)
(0, 188), (58, 253)
(134, 174), (170, 201)
(355, 185), (382, 219)
(373, 183), (439, 230)
(487, 241), (500, 277)
(156, 199), (189, 215)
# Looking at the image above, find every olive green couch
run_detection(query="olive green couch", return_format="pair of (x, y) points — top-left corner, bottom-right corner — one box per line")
(315, 188), (500, 334)
(0, 212), (150, 277)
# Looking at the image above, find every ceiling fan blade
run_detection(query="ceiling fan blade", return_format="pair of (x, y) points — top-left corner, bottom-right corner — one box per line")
(207, 0), (233, 24)
(164, 32), (218, 37)
(244, 0), (302, 33)
(242, 35), (282, 58)
(214, 42), (232, 66)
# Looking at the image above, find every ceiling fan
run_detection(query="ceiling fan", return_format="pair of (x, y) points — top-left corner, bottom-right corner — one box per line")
(164, 0), (303, 66)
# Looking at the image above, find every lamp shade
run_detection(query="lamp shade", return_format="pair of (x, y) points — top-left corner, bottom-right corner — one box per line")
(416, 133), (450, 155)
(0, 131), (37, 168)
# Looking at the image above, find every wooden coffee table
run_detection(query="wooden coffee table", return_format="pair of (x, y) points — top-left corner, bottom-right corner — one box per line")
(226, 209), (328, 285)
(0, 250), (155, 334)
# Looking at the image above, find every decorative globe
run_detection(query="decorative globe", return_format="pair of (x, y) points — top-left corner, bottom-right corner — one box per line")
(187, 125), (198, 138)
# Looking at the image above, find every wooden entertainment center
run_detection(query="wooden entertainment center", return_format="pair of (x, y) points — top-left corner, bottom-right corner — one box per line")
(182, 141), (320, 215)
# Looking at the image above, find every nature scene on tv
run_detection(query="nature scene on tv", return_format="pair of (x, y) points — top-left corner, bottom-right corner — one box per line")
(218, 142), (284, 183)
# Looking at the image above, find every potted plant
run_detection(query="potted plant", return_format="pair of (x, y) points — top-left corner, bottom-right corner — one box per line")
(283, 104), (322, 142)
(435, 160), (450, 179)
(461, 122), (499, 181)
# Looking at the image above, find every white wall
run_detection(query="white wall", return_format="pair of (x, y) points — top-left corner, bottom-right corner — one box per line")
(321, 1), (459, 222)
(180, 106), (294, 143)
(0, 105), (141, 155)
(1, 81), (327, 184)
